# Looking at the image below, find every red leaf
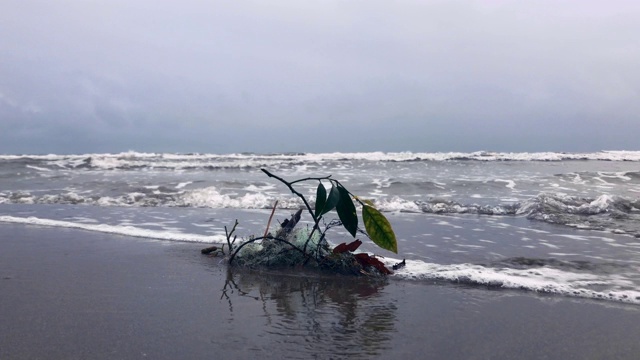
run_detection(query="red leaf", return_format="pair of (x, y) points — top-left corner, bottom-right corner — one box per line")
(332, 239), (362, 254)
(333, 242), (349, 254)
(345, 239), (362, 252)
(354, 253), (392, 275)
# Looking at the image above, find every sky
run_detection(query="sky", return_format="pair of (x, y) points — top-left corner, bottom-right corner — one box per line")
(1, 0), (639, 154)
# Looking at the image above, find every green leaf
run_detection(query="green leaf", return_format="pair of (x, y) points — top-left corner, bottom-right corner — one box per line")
(314, 182), (327, 217)
(362, 199), (375, 207)
(362, 204), (398, 253)
(320, 184), (340, 216)
(336, 186), (358, 237)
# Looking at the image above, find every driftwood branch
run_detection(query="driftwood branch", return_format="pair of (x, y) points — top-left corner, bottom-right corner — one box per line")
(276, 209), (302, 239)
(201, 246), (218, 255)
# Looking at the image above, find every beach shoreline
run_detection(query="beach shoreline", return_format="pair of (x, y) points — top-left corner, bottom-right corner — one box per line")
(2, 223), (640, 359)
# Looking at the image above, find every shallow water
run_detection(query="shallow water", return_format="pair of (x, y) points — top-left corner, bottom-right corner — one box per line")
(1, 151), (640, 305)
(4, 223), (640, 359)
(2, 203), (640, 305)
(218, 268), (640, 359)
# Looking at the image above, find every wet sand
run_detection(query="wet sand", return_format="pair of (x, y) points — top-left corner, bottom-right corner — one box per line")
(2, 223), (640, 359)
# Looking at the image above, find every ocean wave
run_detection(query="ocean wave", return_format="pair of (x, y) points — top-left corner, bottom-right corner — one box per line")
(0, 187), (299, 210)
(377, 193), (640, 237)
(386, 257), (640, 305)
(2, 188), (639, 236)
(172, 186), (300, 209)
(3, 150), (640, 171)
(404, 193), (640, 217)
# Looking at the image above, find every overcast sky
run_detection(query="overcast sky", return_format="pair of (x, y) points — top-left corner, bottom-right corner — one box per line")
(1, 0), (639, 154)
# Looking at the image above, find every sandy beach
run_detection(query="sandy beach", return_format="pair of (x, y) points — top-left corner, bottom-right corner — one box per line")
(2, 223), (640, 359)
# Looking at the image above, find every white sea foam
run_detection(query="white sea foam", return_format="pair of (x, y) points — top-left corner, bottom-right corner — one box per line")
(175, 186), (277, 209)
(0, 215), (225, 243)
(551, 234), (590, 242)
(385, 258), (640, 304)
(175, 181), (193, 189)
(539, 242), (560, 249)
(375, 197), (421, 212)
(495, 179), (516, 189)
(244, 184), (276, 192)
(3, 150), (640, 166)
(597, 171), (633, 181)
(434, 220), (463, 229)
(583, 194), (616, 213)
(25, 165), (52, 172)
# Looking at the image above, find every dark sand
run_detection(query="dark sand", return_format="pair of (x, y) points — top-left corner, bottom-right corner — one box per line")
(2, 223), (640, 359)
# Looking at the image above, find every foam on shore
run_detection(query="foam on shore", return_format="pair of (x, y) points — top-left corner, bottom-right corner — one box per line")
(0, 215), (224, 243)
(385, 258), (640, 305)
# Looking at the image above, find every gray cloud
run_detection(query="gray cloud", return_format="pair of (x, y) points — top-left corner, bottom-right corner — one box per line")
(1, 0), (639, 154)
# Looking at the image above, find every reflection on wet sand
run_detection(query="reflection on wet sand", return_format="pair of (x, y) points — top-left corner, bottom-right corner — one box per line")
(221, 269), (398, 358)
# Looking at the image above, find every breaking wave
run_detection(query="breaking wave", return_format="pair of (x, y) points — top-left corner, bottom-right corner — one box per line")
(2, 188), (639, 237)
(409, 193), (640, 237)
(3, 150), (640, 171)
(387, 257), (640, 305)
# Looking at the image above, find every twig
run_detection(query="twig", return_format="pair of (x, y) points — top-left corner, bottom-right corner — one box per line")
(261, 169), (324, 223)
(263, 200), (278, 238)
(225, 220), (239, 254)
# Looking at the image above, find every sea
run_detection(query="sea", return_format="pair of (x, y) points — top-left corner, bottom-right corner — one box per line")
(1, 150), (640, 305)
